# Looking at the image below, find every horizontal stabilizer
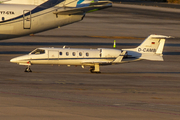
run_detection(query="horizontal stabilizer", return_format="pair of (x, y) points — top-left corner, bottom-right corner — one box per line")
(53, 1), (112, 15)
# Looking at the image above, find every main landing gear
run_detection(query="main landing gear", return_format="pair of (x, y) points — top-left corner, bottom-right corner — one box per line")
(25, 66), (32, 72)
(89, 65), (101, 73)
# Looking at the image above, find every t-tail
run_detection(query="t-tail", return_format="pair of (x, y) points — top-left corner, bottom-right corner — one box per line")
(123, 34), (171, 61)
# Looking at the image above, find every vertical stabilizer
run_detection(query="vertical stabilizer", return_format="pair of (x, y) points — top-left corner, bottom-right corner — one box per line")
(123, 34), (171, 61)
(137, 35), (170, 54)
(137, 34), (170, 55)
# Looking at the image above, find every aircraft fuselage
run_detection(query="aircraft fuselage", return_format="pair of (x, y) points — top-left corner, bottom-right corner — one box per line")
(10, 48), (122, 66)
(0, 3), (84, 40)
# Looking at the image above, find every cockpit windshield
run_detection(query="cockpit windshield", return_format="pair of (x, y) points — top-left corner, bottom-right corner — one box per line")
(30, 49), (45, 55)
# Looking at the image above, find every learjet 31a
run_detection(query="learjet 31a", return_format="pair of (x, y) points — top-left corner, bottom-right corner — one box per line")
(10, 34), (171, 73)
(0, 0), (112, 40)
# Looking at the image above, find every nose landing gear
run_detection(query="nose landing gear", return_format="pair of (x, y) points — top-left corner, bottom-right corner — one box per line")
(25, 66), (32, 72)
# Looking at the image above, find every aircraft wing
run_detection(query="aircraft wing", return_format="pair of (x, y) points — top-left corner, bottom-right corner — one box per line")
(81, 61), (112, 66)
(53, 1), (112, 15)
(81, 51), (127, 65)
(112, 51), (126, 63)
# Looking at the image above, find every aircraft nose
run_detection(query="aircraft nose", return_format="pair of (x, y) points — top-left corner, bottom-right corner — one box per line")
(10, 55), (30, 64)
(10, 58), (18, 63)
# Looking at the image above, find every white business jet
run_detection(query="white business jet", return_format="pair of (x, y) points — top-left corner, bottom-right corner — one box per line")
(0, 0), (112, 40)
(10, 34), (171, 73)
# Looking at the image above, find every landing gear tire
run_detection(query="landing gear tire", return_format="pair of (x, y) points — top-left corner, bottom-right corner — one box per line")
(25, 66), (32, 72)
(89, 66), (101, 73)
(90, 69), (94, 73)
(90, 66), (95, 73)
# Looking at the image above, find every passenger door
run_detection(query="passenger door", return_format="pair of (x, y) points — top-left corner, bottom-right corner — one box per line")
(48, 50), (59, 64)
(23, 10), (31, 29)
(48, 50), (59, 60)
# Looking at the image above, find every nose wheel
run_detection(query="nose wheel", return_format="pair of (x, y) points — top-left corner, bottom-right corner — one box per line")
(25, 66), (32, 72)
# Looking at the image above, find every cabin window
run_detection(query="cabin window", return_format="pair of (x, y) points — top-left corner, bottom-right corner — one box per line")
(72, 52), (76, 56)
(59, 52), (62, 55)
(66, 52), (69, 56)
(2, 17), (5, 21)
(79, 52), (82, 56)
(31, 49), (45, 54)
(86, 52), (89, 57)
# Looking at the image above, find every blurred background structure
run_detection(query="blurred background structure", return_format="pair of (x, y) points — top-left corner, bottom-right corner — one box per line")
(116, 0), (180, 3)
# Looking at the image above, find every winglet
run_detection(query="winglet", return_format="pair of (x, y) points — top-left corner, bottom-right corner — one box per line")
(113, 51), (126, 63)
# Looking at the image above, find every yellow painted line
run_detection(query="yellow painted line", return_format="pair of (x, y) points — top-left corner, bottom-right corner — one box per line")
(89, 36), (145, 40)
(32, 35), (145, 40)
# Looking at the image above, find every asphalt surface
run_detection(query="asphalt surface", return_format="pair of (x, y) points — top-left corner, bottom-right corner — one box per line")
(0, 3), (180, 120)
(113, 0), (180, 9)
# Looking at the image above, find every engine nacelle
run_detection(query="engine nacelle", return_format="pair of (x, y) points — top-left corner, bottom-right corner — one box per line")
(98, 48), (122, 58)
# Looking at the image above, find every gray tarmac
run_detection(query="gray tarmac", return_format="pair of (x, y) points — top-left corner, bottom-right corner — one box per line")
(0, 3), (180, 120)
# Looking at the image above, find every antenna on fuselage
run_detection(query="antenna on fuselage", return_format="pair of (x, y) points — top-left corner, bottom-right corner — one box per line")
(63, 45), (70, 49)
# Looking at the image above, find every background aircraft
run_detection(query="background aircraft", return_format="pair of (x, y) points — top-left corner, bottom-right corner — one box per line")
(0, 0), (112, 40)
(10, 34), (171, 73)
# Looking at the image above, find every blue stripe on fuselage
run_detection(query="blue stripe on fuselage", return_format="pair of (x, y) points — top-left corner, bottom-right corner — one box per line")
(77, 0), (85, 5)
(0, 0), (64, 23)
(38, 0), (64, 8)
(22, 57), (116, 61)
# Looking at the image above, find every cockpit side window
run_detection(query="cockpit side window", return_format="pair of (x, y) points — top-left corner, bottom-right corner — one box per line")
(31, 49), (45, 54)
